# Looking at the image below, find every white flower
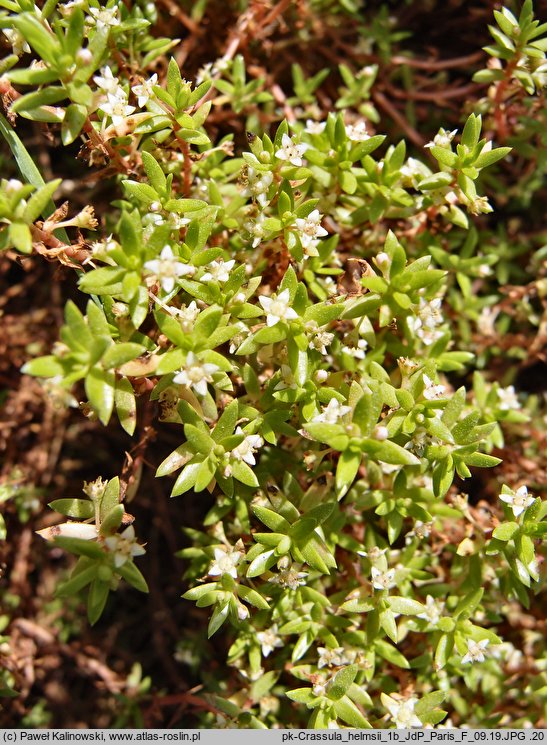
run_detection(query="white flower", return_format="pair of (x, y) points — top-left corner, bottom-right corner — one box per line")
(462, 194), (493, 215)
(167, 212), (191, 230)
(312, 679), (328, 697)
(357, 546), (387, 561)
(461, 638), (489, 664)
(229, 427), (264, 466)
(407, 302), (444, 344)
(345, 121), (370, 142)
(144, 245), (195, 293)
(93, 66), (120, 94)
(400, 157), (429, 182)
(274, 365), (297, 392)
(172, 352), (220, 396)
(170, 301), (200, 332)
(241, 168), (273, 207)
(87, 5), (120, 29)
(200, 259), (236, 284)
(491, 642), (523, 671)
(496, 385), (520, 411)
(300, 233), (320, 257)
(131, 73), (158, 107)
(58, 0), (86, 17)
(311, 398), (351, 424)
(98, 92), (136, 127)
(268, 566), (308, 590)
(308, 329), (334, 355)
(258, 288), (298, 326)
(499, 485), (534, 517)
(317, 647), (346, 669)
(295, 210), (328, 244)
(228, 322), (250, 354)
(405, 520), (432, 544)
(305, 120), (326, 135)
(424, 128), (458, 149)
(2, 28), (30, 55)
(381, 694), (422, 729)
(321, 276), (338, 296)
(256, 625), (283, 657)
(341, 338), (368, 359)
(104, 525), (146, 568)
(418, 297), (443, 329)
(371, 566), (396, 591)
(416, 595), (444, 625)
(244, 213), (266, 247)
(422, 374), (446, 400)
(195, 62), (214, 84)
(208, 546), (241, 578)
(274, 134), (309, 167)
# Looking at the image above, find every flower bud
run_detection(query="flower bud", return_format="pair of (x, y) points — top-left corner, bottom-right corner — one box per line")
(373, 425), (389, 440)
(374, 252), (390, 270)
(76, 48), (93, 65)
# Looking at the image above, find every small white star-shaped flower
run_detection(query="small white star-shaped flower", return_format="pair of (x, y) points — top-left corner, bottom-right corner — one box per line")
(256, 625), (283, 657)
(169, 301), (200, 332)
(93, 66), (119, 94)
(229, 427), (264, 466)
(341, 338), (368, 359)
(311, 398), (351, 424)
(496, 385), (520, 411)
(98, 92), (136, 128)
(461, 638), (489, 664)
(200, 259), (236, 284)
(357, 546), (387, 561)
(104, 525), (146, 568)
(241, 167), (273, 206)
(208, 547), (241, 578)
(422, 373), (446, 400)
(300, 233), (320, 257)
(258, 288), (298, 326)
(371, 566), (396, 591)
(2, 28), (31, 55)
(304, 120), (326, 135)
(381, 694), (422, 729)
(317, 647), (346, 669)
(144, 245), (195, 293)
(172, 352), (220, 397)
(416, 595), (444, 626)
(268, 566), (308, 590)
(499, 485), (534, 517)
(308, 329), (334, 355)
(274, 134), (309, 167)
(295, 209), (328, 244)
(244, 213), (266, 248)
(131, 74), (158, 107)
(345, 121), (370, 142)
(87, 5), (120, 29)
(424, 128), (458, 149)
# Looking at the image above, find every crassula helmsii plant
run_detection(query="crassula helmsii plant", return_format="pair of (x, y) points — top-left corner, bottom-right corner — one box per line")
(0, 0), (546, 729)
